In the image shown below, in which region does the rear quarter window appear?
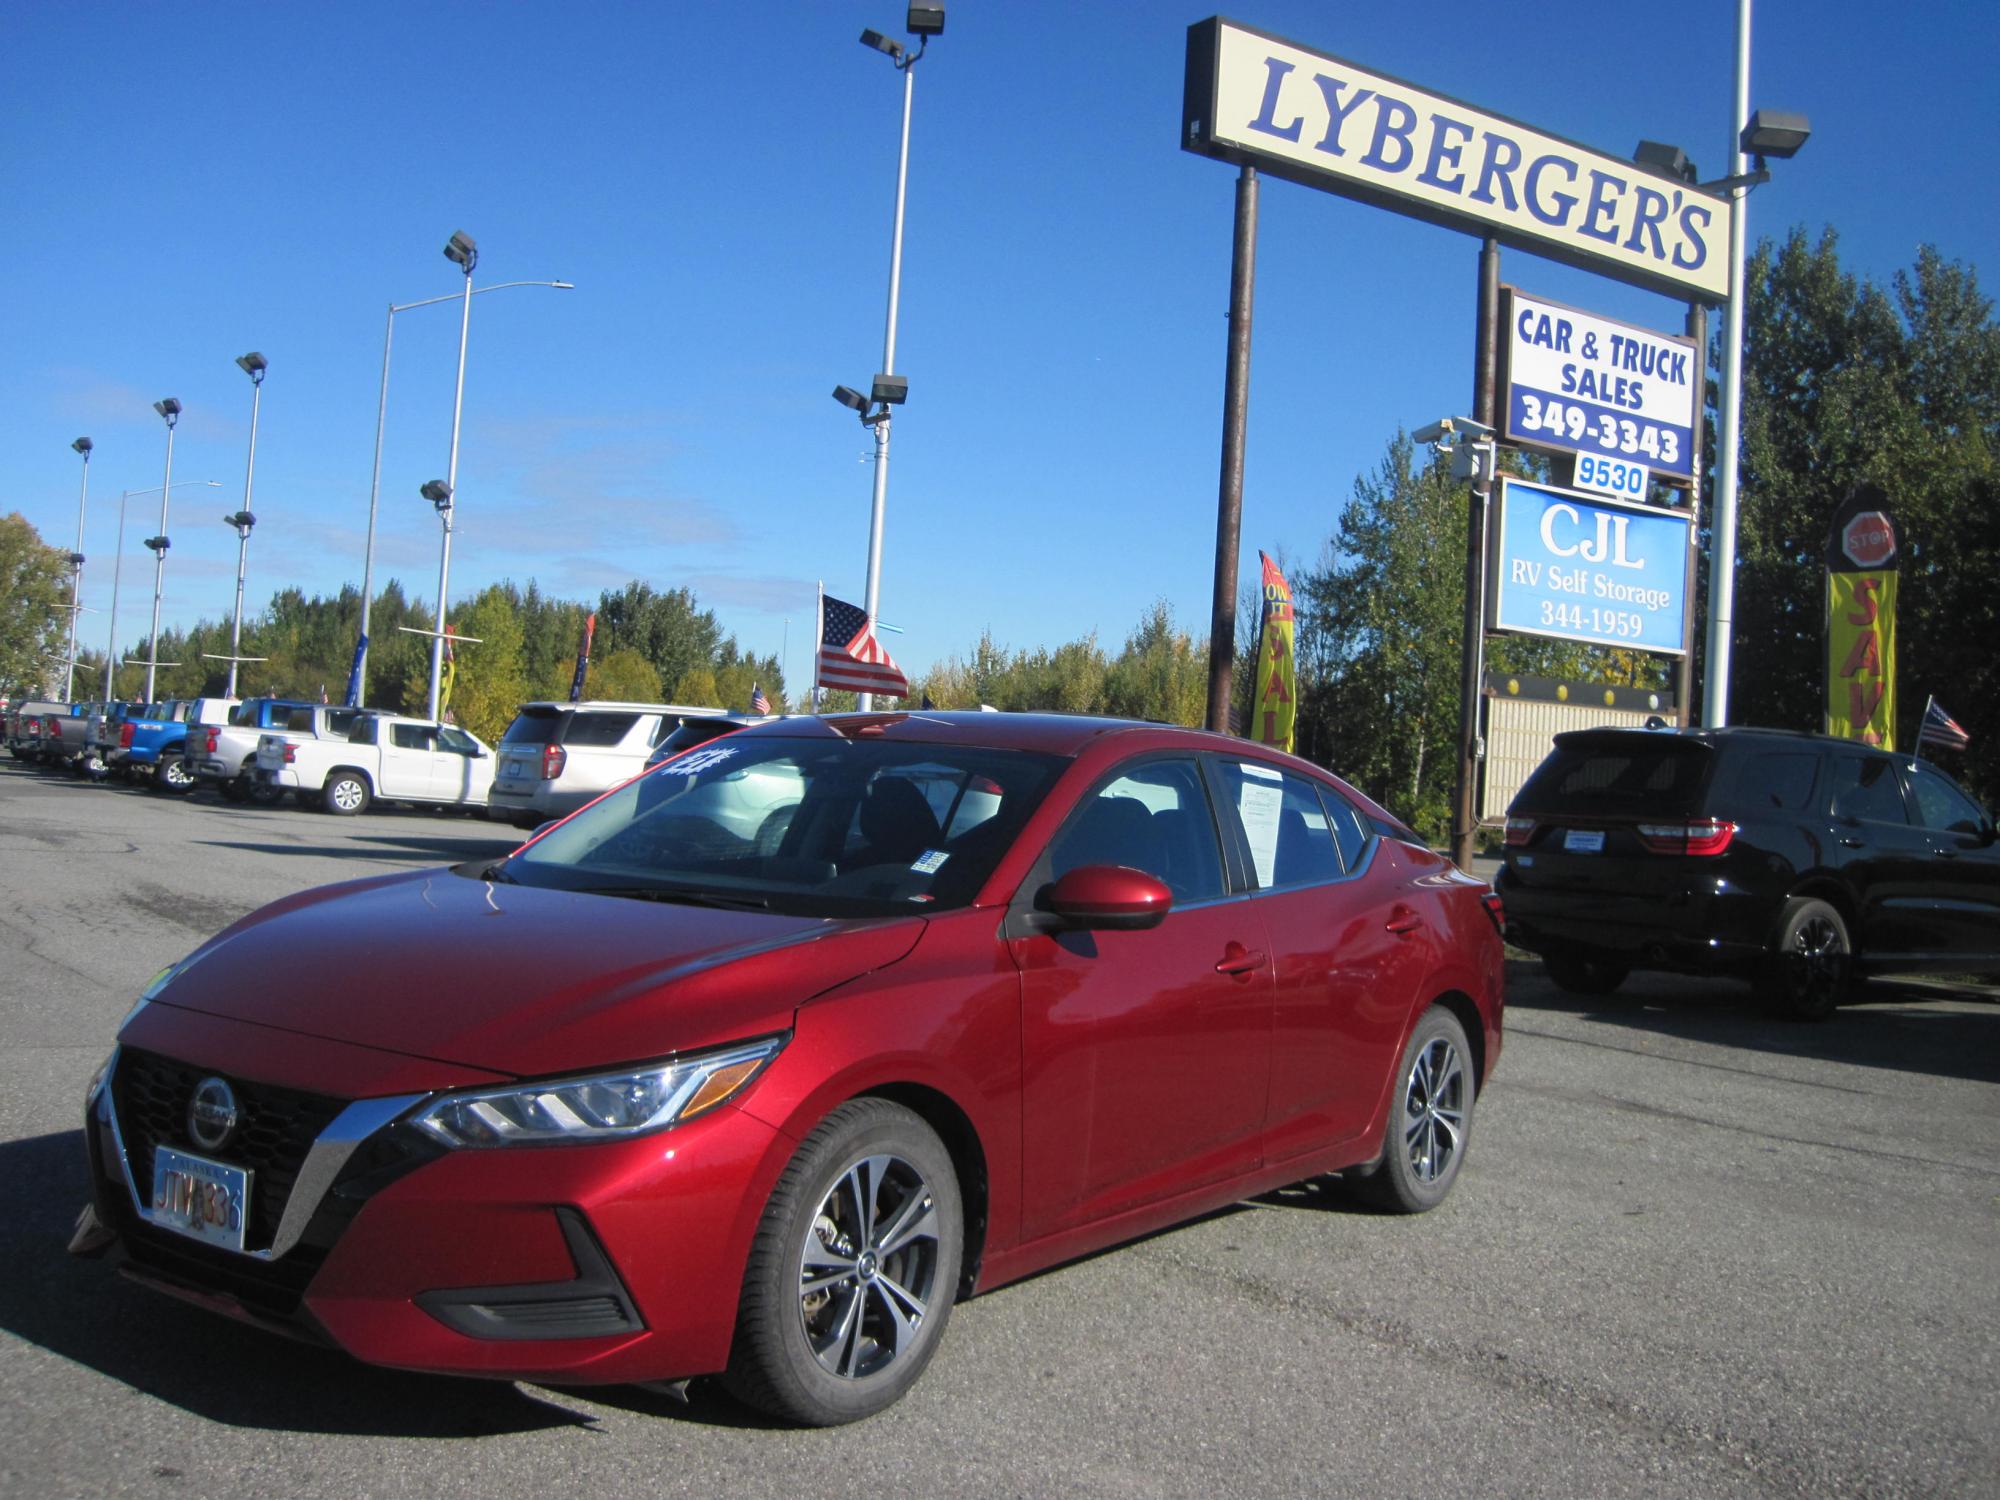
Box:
[561,712,642,748]
[501,712,560,747]
[1726,751,1821,814]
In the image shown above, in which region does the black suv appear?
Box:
[1497,726,2000,1018]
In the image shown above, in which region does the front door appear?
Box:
[1011,755,1272,1242]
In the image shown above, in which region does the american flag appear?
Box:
[817,594,908,698]
[1920,699,1971,751]
[750,682,771,715]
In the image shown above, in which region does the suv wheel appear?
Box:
[1764,897,1851,1022]
[1544,952,1630,996]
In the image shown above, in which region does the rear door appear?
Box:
[378,721,436,798]
[1898,760,2000,968]
[1826,750,1933,961]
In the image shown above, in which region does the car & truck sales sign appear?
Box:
[1491,478,1692,655]
[1504,290,1699,485]
[1182,19,1733,301]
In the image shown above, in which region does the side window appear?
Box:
[1317,785,1371,870]
[1829,755,1908,824]
[391,724,435,751]
[564,712,641,748]
[1214,760,1347,889]
[1732,752,1820,813]
[1904,763,1987,835]
[327,708,364,737]
[437,726,478,757]
[285,707,314,732]
[1046,758,1223,903]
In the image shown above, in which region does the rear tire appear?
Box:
[155,757,195,794]
[1544,952,1630,996]
[1352,1006,1475,1215]
[1764,897,1850,1022]
[323,772,371,816]
[723,1099,961,1426]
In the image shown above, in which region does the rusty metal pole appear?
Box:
[1451,238,1501,867]
[1677,302,1708,724]
[1206,165,1259,734]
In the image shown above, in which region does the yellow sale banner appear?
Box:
[1825,570,1897,749]
[1251,552,1297,753]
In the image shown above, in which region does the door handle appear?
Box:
[1214,943,1265,976]
[1932,847,1960,859]
[1386,907,1424,936]
[1838,837,1864,849]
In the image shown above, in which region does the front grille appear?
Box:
[113,1047,347,1252]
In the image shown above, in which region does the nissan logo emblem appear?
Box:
[187,1076,240,1152]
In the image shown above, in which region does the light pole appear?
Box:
[63,437,92,700]
[355,274,572,705]
[1702,0,1811,725]
[842,3,942,709]
[142,398,182,702]
[104,479,220,699]
[422,230,478,723]
[220,511,258,696]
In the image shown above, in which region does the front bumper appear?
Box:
[81,1018,793,1385]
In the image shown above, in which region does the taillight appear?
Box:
[1503,817,1535,847]
[1480,891,1506,935]
[202,729,218,753]
[120,723,135,748]
[1637,819,1738,856]
[541,743,567,780]
[282,743,296,764]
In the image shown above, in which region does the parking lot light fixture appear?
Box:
[221,509,258,697]
[426,231,477,723]
[64,437,93,700]
[356,276,572,706]
[144,399,182,702]
[103,479,220,699]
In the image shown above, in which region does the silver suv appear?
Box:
[488,701,728,828]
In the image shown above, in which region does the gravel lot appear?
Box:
[1,758,1994,1498]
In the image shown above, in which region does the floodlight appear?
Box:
[1741,110,1810,160]
[1634,140,1697,184]
[71,436,92,455]
[144,535,170,553]
[871,374,909,406]
[236,351,268,379]
[443,230,478,269]
[420,479,453,508]
[67,552,85,568]
[225,511,256,530]
[833,384,870,413]
[154,397,182,422]
[907,3,945,35]
[860,28,903,59]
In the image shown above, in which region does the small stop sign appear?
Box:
[1842,510,1896,568]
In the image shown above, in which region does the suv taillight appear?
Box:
[1503,817,1535,847]
[1637,819,1738,856]
[120,723,135,748]
[541,743,567,780]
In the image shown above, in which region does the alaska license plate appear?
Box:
[150,1145,252,1253]
[1562,829,1606,853]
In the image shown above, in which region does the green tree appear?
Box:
[1103,600,1208,726]
[0,513,69,698]
[586,648,664,704]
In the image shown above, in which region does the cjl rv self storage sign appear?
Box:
[1503,290,1698,482]
[1491,478,1692,654]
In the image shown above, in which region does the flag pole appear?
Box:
[1914,693,1934,764]
[814,581,825,716]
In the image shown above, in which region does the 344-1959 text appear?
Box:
[1539,601,1643,638]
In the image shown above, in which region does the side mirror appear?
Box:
[1039,864,1173,932]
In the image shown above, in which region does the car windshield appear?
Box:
[498,735,1066,917]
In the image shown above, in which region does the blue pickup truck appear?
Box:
[182,697,345,801]
[99,697,238,790]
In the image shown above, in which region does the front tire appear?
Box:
[1764,897,1850,1021]
[1354,1006,1475,1214]
[723,1099,962,1426]
[155,757,195,793]
[323,772,371,816]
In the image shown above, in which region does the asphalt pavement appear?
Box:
[1,759,1994,1498]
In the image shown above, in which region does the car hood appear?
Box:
[148,868,926,1077]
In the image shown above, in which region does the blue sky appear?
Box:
[6,1,1993,686]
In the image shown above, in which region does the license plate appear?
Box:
[149,1146,252,1253]
[1562,829,1606,853]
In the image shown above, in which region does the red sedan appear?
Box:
[75,712,1504,1424]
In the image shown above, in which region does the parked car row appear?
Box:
[4,694,754,823]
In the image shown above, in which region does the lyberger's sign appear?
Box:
[1182,19,1733,301]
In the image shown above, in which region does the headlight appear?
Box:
[408,1037,785,1149]
[84,1046,118,1111]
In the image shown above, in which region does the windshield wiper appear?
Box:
[580,882,772,911]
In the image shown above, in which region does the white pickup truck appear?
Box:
[253,713,495,815]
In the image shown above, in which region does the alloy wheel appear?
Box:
[1402,1036,1466,1185]
[796,1153,941,1381]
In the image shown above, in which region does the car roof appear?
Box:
[1552,724,1894,757]
[513,701,723,715]
[733,709,1270,758]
